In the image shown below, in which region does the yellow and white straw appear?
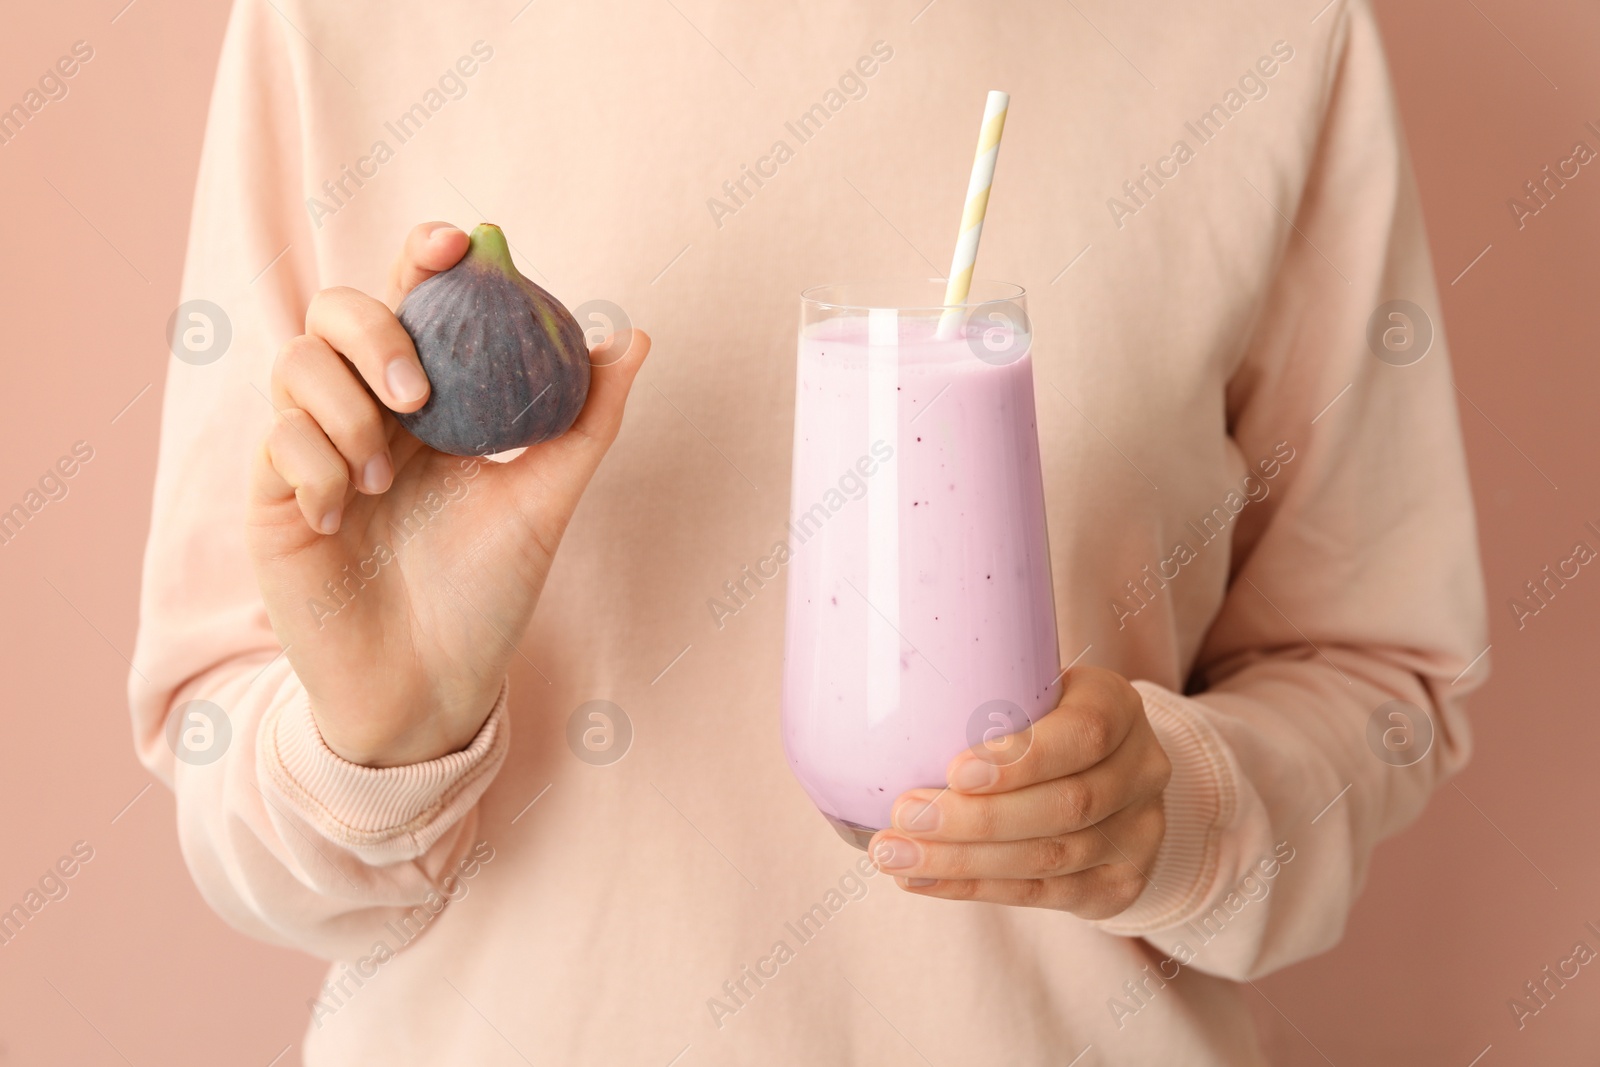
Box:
[936,89,1010,339]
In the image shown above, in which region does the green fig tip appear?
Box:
[467,223,517,275]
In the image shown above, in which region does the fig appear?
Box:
[395,223,590,456]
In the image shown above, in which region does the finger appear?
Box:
[385,221,470,306]
[271,335,395,494]
[556,328,653,458]
[893,718,1169,841]
[306,287,431,413]
[871,798,1161,883]
[945,667,1138,794]
[261,408,354,534]
[503,328,653,500]
[895,860,1151,920]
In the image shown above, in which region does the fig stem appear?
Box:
[468,223,517,275]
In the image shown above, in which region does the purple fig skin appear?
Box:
[395,223,590,456]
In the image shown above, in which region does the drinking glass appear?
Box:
[781,279,1062,849]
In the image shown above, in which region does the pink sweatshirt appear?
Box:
[130,0,1487,1062]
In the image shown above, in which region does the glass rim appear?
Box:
[800,278,1026,313]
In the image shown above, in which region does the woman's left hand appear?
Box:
[869,667,1171,920]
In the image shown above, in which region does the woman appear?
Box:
[131,0,1486,1062]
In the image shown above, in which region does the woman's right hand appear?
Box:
[245,221,650,767]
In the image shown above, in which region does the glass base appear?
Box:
[824,814,880,852]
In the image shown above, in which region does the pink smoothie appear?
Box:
[781,311,1061,840]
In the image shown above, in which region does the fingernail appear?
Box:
[319,510,341,535]
[905,878,937,888]
[895,798,941,833]
[950,759,999,792]
[362,453,392,493]
[872,836,921,871]
[385,360,429,404]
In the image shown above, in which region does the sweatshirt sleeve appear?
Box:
[1089,1,1489,979]
[128,0,509,961]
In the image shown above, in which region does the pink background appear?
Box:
[0,1,1595,1063]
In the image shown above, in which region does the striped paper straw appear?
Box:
[936,89,1010,339]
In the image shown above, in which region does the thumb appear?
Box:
[386,222,470,307]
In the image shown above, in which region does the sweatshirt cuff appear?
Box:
[259,678,511,865]
[1091,680,1239,935]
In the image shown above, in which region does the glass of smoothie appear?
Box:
[781,280,1062,849]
